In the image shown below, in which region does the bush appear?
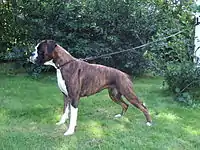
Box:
[0,0,194,77]
[164,62,200,104]
[0,0,179,76]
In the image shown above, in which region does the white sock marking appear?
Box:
[56,105,69,125]
[64,105,78,136]
[114,114,122,118]
[146,122,152,126]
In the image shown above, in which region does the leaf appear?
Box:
[175,88,180,93]
[182,92,190,98]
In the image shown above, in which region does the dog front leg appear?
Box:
[64,99,79,136]
[56,94,70,125]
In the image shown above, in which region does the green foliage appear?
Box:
[0,0,196,80]
[1,0,190,76]
[148,1,194,72]
[165,63,200,92]
[142,1,198,104]
[1,0,198,102]
[164,62,200,105]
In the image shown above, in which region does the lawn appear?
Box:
[0,73,200,150]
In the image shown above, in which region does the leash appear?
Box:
[81,30,184,61]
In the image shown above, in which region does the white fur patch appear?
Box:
[44,60,56,68]
[114,114,122,118]
[43,59,68,96]
[29,50,38,64]
[35,43,40,50]
[146,122,152,126]
[56,105,69,125]
[29,43,40,63]
[64,105,78,136]
[56,69,68,96]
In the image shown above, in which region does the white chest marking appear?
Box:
[43,59,68,96]
[57,69,68,96]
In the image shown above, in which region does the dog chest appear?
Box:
[56,69,68,96]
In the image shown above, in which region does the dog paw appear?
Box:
[146,122,152,126]
[56,121,65,125]
[64,130,74,136]
[114,114,122,118]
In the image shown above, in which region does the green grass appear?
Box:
[0,74,200,150]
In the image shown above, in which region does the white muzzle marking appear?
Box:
[29,43,39,64]
[29,50,38,64]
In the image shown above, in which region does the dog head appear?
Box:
[29,40,57,65]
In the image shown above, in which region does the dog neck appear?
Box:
[44,45,76,69]
[53,45,76,69]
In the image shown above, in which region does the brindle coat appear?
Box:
[33,40,152,126]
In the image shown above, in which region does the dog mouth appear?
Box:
[29,55,46,65]
[28,51,44,65]
[28,51,37,64]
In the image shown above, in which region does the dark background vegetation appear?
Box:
[0,0,200,104]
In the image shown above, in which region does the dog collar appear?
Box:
[56,59,76,69]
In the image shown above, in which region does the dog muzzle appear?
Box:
[29,52,37,64]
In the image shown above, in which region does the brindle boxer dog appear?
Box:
[29,40,152,136]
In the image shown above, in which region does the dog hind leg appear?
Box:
[108,88,129,118]
[122,89,152,125]
[119,80,152,125]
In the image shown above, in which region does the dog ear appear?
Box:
[46,40,57,54]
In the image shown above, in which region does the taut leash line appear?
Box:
[81,30,184,61]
